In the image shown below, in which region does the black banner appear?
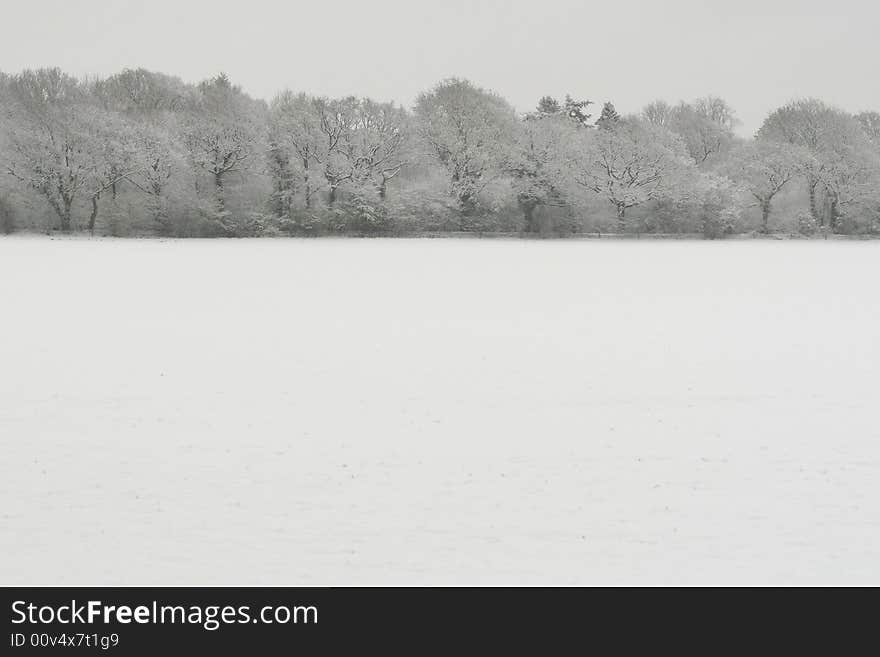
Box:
[0,587,868,653]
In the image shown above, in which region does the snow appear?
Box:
[1,236,879,585]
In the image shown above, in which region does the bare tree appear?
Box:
[642,100,674,128]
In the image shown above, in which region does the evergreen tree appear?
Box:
[564,95,593,127]
[536,96,561,116]
[596,102,621,130]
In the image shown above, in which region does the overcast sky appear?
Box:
[1,0,876,135]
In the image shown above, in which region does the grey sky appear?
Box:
[1,0,876,135]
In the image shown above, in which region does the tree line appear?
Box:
[1,68,878,238]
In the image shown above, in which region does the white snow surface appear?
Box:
[1,236,879,585]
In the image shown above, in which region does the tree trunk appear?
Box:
[303,158,312,210]
[459,193,478,229]
[828,194,840,233]
[616,203,626,231]
[520,198,539,233]
[807,178,821,225]
[761,199,771,233]
[88,194,100,234]
[214,171,225,212]
[154,208,169,236]
[274,181,291,218]
[58,197,73,232]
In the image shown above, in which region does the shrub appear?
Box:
[796,211,819,236]
[339,194,394,235]
[701,208,736,239]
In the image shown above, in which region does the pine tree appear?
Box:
[564,95,593,127]
[536,96,561,116]
[596,102,621,130]
[533,95,592,127]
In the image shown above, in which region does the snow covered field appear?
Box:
[1,236,879,585]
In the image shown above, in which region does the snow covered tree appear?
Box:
[536,96,561,116]
[269,91,326,211]
[313,96,357,206]
[758,99,842,226]
[668,97,738,165]
[339,99,409,200]
[87,69,186,233]
[270,93,409,219]
[595,102,621,130]
[759,99,879,231]
[4,69,95,231]
[690,172,744,239]
[814,130,880,231]
[857,111,880,147]
[180,74,261,217]
[415,78,518,223]
[721,141,808,232]
[91,68,189,113]
[572,118,695,229]
[642,100,673,128]
[532,95,593,127]
[81,109,142,234]
[563,95,593,127]
[506,113,575,232]
[122,123,177,233]
[314,97,410,205]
